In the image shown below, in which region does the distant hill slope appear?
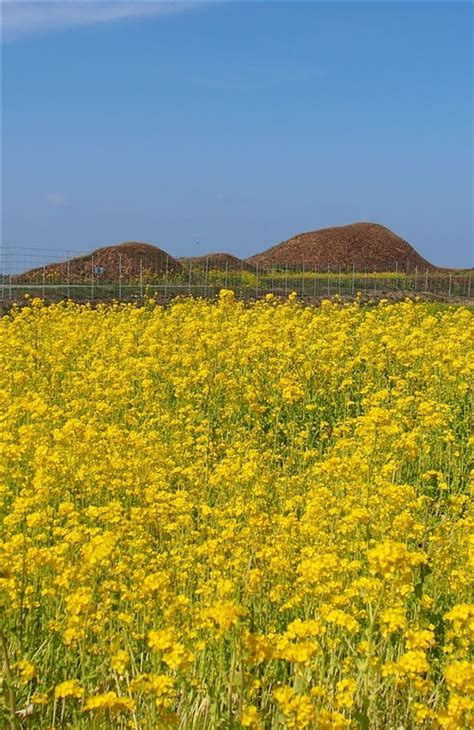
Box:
[178,252,255,271]
[19,242,181,282]
[247,222,435,271]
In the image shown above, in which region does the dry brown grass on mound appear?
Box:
[247,222,435,271]
[18,242,181,283]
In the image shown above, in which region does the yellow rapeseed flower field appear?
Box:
[1,293,473,729]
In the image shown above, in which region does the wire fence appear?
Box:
[1,246,472,303]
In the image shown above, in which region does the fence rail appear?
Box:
[1,246,472,302]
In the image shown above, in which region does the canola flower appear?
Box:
[0,292,473,729]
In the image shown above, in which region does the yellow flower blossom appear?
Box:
[13,660,36,684]
[444,661,474,695]
[274,686,315,728]
[54,679,84,699]
[110,649,129,675]
[84,691,135,713]
[241,704,260,728]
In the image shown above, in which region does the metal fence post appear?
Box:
[327,265,330,296]
[225,261,228,290]
[285,264,288,297]
[256,263,259,299]
[42,265,46,299]
[118,253,122,300]
[351,264,355,296]
[301,261,305,298]
[139,258,143,302]
[67,255,70,299]
[188,261,192,295]
[448,272,452,298]
[205,256,209,298]
[468,271,472,299]
[9,274,12,300]
[91,255,94,301]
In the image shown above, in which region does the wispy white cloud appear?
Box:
[45,192,69,207]
[2,1,202,42]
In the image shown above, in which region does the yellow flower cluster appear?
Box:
[0,295,472,728]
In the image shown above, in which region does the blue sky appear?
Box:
[2,1,473,267]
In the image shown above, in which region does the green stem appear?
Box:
[0,629,18,729]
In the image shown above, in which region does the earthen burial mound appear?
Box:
[247,222,434,271]
[179,252,255,271]
[19,242,181,283]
